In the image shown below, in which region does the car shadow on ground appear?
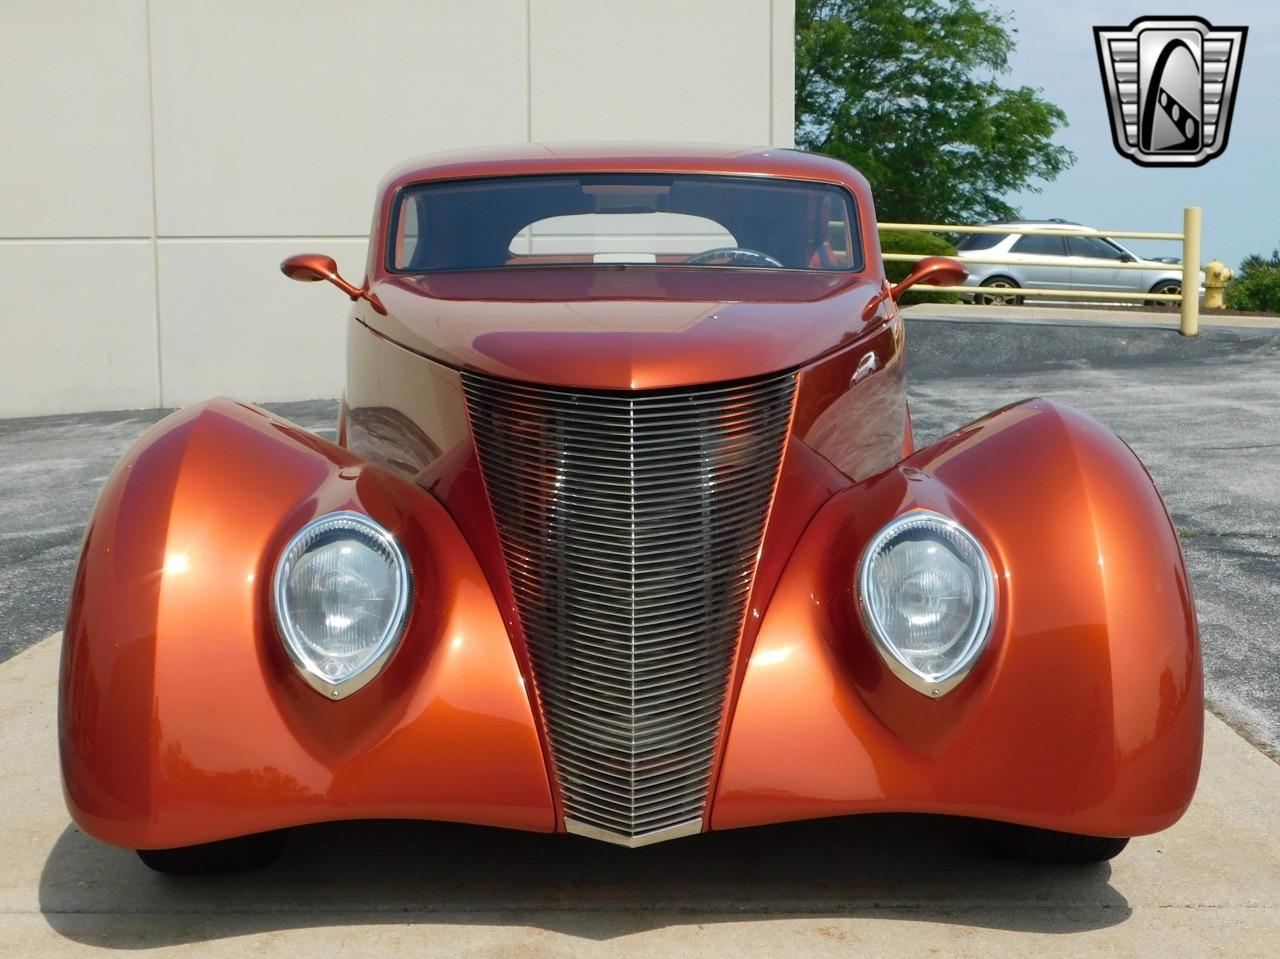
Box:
[39,813,1130,947]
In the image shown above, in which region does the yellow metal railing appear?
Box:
[878,207,1204,335]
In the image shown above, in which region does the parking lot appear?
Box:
[2,311,1278,954]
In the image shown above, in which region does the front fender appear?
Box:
[60,399,554,849]
[714,398,1202,838]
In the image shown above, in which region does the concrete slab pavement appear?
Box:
[3,634,1278,956]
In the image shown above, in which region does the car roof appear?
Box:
[377,143,864,192]
[992,220,1097,233]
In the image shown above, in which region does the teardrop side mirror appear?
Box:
[889,256,968,301]
[281,253,340,284]
[280,253,386,315]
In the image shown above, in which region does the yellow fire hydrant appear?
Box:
[1204,259,1233,309]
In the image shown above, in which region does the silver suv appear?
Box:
[953,220,1191,305]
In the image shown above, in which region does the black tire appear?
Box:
[975,276,1023,306]
[1147,279,1181,307]
[981,821,1129,864]
[136,830,289,874]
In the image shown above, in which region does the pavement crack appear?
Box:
[1196,443,1280,451]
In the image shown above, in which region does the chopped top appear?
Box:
[378,143,863,193]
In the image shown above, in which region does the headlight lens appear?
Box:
[857,511,995,697]
[273,511,411,699]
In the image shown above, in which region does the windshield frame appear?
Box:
[383,172,866,277]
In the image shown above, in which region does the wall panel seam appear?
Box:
[525,0,533,141]
[154,236,371,243]
[768,0,775,145]
[144,0,163,407]
[0,236,368,243]
[0,238,152,244]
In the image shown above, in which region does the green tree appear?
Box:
[1224,247,1280,313]
[796,0,1075,223]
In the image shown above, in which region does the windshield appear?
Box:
[388,174,862,273]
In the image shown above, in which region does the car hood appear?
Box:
[364,268,885,390]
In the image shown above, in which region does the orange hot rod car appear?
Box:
[60,145,1202,873]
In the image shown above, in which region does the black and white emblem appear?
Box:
[1094,16,1247,167]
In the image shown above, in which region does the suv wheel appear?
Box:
[1148,279,1181,307]
[976,276,1023,306]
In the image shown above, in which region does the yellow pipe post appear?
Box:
[1181,207,1202,336]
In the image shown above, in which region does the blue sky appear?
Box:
[999,0,1276,267]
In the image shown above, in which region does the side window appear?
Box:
[1013,234,1064,256]
[1010,234,1066,256]
[825,205,854,267]
[1067,235,1126,260]
[955,232,1005,251]
[394,195,421,269]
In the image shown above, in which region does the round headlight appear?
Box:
[856,510,995,697]
[272,511,411,699]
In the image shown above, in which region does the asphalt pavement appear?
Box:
[2,314,1278,754]
[904,314,1280,757]
[0,401,337,660]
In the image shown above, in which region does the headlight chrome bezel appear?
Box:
[271,510,412,700]
[856,510,996,698]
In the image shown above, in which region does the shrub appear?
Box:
[1224,247,1280,313]
[878,229,961,304]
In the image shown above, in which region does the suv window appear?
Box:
[955,232,1005,251]
[1067,235,1128,260]
[1010,234,1067,256]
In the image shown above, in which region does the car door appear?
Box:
[1007,233,1071,290]
[1066,235,1133,292]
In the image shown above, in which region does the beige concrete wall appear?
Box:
[1,0,796,417]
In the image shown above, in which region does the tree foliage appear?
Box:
[796,0,1075,223]
[1225,247,1280,313]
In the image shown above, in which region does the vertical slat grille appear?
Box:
[463,371,796,844]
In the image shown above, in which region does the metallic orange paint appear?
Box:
[889,255,968,301]
[61,399,554,849]
[281,253,386,315]
[356,144,887,391]
[714,399,1202,838]
[60,145,1201,851]
[366,269,883,391]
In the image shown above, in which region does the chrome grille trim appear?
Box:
[463,371,796,843]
